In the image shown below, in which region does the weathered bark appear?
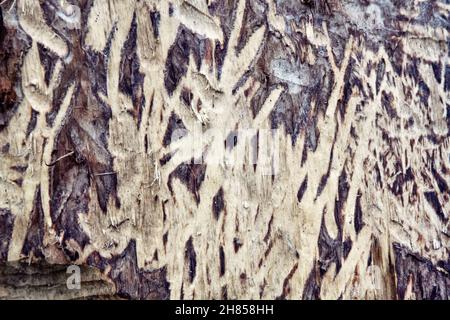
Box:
[0,0,449,300]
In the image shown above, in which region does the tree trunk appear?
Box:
[0,0,449,300]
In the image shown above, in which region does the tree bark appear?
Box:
[0,0,449,300]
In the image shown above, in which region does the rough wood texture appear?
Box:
[0,262,117,300]
[0,0,449,300]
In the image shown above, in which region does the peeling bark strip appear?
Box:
[1,0,450,300]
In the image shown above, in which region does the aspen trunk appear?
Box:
[0,0,449,300]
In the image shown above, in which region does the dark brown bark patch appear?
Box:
[334,167,350,234]
[376,58,386,94]
[119,13,146,128]
[25,110,39,138]
[393,243,450,300]
[431,62,441,83]
[233,237,242,253]
[297,175,308,203]
[164,25,208,95]
[343,237,352,259]
[0,208,15,262]
[354,190,364,234]
[163,111,187,147]
[385,39,404,76]
[21,187,45,259]
[276,262,298,300]
[150,9,161,39]
[302,263,321,300]
[236,0,267,54]
[168,160,207,204]
[337,57,365,119]
[219,245,225,277]
[67,119,118,213]
[208,0,239,80]
[444,65,450,92]
[431,164,449,193]
[180,87,193,107]
[0,8,30,132]
[37,43,58,86]
[381,91,397,118]
[50,163,91,260]
[221,285,228,299]
[85,25,116,97]
[315,147,334,199]
[106,240,170,300]
[44,0,119,219]
[424,191,447,222]
[212,187,225,220]
[318,214,342,276]
[184,236,197,283]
